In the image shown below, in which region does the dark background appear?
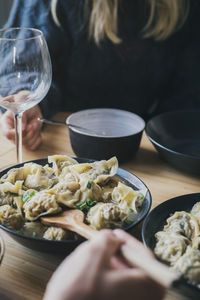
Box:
[0,0,13,28]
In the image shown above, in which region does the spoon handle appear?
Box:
[38,117,97,134]
[69,222,97,240]
[38,118,66,126]
[121,244,179,288]
[63,219,179,288]
[41,211,178,289]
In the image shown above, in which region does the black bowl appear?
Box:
[0,158,151,253]
[66,108,145,163]
[142,193,200,294]
[142,193,200,250]
[146,110,200,175]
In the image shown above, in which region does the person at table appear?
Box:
[43,229,165,300]
[0,0,200,150]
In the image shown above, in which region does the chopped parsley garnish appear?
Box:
[125,217,133,225]
[137,193,144,200]
[86,181,92,189]
[76,198,97,213]
[129,208,134,213]
[23,191,36,202]
[86,197,97,207]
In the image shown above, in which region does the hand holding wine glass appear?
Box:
[0,28,52,162]
[0,104,43,151]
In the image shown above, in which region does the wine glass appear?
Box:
[0,27,52,163]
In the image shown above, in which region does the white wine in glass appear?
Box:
[0,27,52,163]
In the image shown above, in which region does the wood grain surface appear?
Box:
[0,112,199,300]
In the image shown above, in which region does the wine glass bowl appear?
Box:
[0,27,52,162]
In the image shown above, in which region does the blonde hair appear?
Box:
[51,0,189,44]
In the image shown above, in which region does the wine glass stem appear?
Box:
[14,112,23,163]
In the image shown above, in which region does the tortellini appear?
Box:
[191,202,200,221]
[24,191,61,221]
[154,201,200,288]
[0,163,56,190]
[43,227,69,241]
[112,182,145,214]
[0,180,23,194]
[48,155,77,176]
[50,180,81,207]
[154,231,189,264]
[163,211,199,240]
[87,202,127,230]
[0,155,145,240]
[0,205,23,230]
[173,247,200,286]
[67,157,118,186]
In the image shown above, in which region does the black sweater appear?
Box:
[4,0,200,120]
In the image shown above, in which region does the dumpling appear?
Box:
[12,196,24,215]
[163,211,199,240]
[0,167,25,184]
[100,177,120,202]
[24,164,57,190]
[48,155,77,176]
[87,202,127,230]
[112,182,145,214]
[0,204,24,230]
[190,202,200,221]
[68,157,118,186]
[43,227,69,240]
[51,180,81,207]
[192,236,200,250]
[79,181,103,204]
[154,231,189,265]
[1,162,56,191]
[173,246,200,286]
[0,193,13,206]
[23,191,61,221]
[0,180,23,194]
[0,192,20,207]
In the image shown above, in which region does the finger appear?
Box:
[88,230,124,269]
[26,105,42,122]
[31,118,43,132]
[22,117,42,141]
[1,111,14,130]
[114,229,154,258]
[0,112,15,141]
[106,268,166,300]
[24,134,42,151]
[110,256,130,270]
[22,126,35,143]
[4,128,16,142]
[2,95,15,103]
[22,119,42,145]
[28,136,42,151]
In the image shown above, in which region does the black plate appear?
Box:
[0,158,151,253]
[142,193,200,293]
[145,110,200,175]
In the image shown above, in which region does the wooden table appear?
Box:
[0,112,199,300]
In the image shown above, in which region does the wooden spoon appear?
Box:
[41,209,96,240]
[41,209,179,289]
